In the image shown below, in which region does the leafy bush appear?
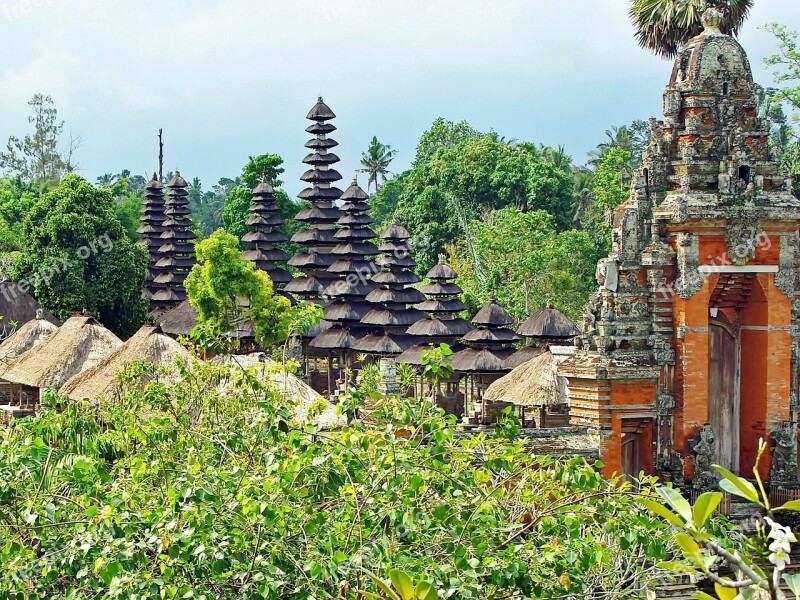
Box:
[0,356,673,598]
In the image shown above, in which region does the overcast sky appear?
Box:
[0,0,798,196]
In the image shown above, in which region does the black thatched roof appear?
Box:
[361,308,427,327]
[517,304,579,339]
[472,297,514,327]
[462,327,520,344]
[0,281,60,331]
[351,333,415,356]
[306,97,336,121]
[406,317,473,337]
[158,299,197,337]
[450,347,515,374]
[503,345,546,370]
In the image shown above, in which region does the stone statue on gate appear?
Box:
[770,420,798,486]
[692,424,717,491]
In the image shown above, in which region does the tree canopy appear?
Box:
[185,229,293,351]
[10,174,148,338]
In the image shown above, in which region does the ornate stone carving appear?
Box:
[675,233,703,298]
[775,232,799,298]
[595,258,619,292]
[692,424,717,491]
[770,420,798,485]
[725,217,763,266]
[656,389,675,415]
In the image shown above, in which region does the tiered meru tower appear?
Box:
[150,173,196,314]
[309,182,379,354]
[352,221,426,356]
[560,7,800,485]
[285,98,343,303]
[241,180,291,289]
[138,175,167,303]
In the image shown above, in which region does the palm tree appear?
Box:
[629,0,753,59]
[358,136,397,192]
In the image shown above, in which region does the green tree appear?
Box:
[764,23,800,197]
[0,368,673,598]
[392,125,576,273]
[11,174,148,338]
[451,207,602,321]
[583,147,633,251]
[221,154,298,241]
[0,94,80,186]
[185,228,292,351]
[359,136,398,192]
[629,0,754,59]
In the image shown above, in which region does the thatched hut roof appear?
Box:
[214,353,344,429]
[517,303,579,339]
[0,281,60,331]
[158,299,198,337]
[484,349,573,406]
[3,315,122,389]
[472,297,514,327]
[503,345,545,370]
[0,315,59,378]
[450,348,515,373]
[60,325,190,401]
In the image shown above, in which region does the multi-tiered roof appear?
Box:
[151,173,196,313]
[352,221,426,356]
[398,254,473,365]
[138,174,167,305]
[285,98,343,303]
[505,302,578,369]
[309,182,379,352]
[451,295,518,374]
[241,180,290,288]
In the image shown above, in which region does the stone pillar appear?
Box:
[377,357,400,397]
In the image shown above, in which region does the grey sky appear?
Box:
[0,0,798,197]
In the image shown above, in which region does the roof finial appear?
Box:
[489,290,497,303]
[35,308,43,320]
[701,5,723,34]
[546,299,555,309]
[437,253,447,265]
[351,175,358,186]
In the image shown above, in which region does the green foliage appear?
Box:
[11,174,148,338]
[0,355,673,599]
[645,439,800,599]
[764,23,800,197]
[392,123,575,272]
[629,0,753,59]
[221,154,298,242]
[0,94,78,186]
[420,343,454,389]
[449,208,603,322]
[185,229,293,352]
[359,136,398,192]
[583,147,633,250]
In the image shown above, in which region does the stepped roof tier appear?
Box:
[138,175,168,304]
[451,295,518,374]
[504,301,578,369]
[241,180,291,288]
[352,220,426,356]
[151,173,196,314]
[309,182,380,352]
[398,254,473,366]
[286,97,344,304]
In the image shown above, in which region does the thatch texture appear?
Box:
[484,348,574,407]
[517,304,579,339]
[0,316,59,378]
[3,315,122,390]
[158,299,198,337]
[215,353,343,429]
[0,281,60,332]
[60,325,190,401]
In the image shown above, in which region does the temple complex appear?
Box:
[560,7,800,485]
